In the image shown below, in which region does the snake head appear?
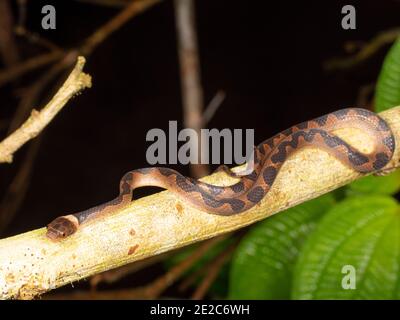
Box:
[46,215,79,240]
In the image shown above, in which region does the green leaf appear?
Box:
[228,193,335,299]
[375,37,400,112]
[348,170,400,196]
[292,195,400,299]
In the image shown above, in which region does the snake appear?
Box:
[46,108,395,240]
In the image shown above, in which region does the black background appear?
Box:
[1,0,399,241]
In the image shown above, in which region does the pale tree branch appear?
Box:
[0,56,92,164]
[1,107,400,299]
[46,235,227,299]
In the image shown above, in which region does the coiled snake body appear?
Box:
[46,108,395,240]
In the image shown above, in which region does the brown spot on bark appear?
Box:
[129,229,136,236]
[175,202,183,214]
[128,244,139,255]
[6,273,15,283]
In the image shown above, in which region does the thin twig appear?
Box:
[0,55,91,164]
[201,90,226,127]
[73,0,132,7]
[356,82,376,108]
[0,63,70,233]
[0,0,20,67]
[0,138,41,234]
[0,51,64,88]
[80,0,162,56]
[7,0,162,131]
[174,0,209,178]
[7,56,72,134]
[191,240,239,299]
[324,27,400,71]
[0,0,161,88]
[178,260,207,292]
[16,0,27,31]
[90,252,171,288]
[142,235,227,299]
[15,27,62,52]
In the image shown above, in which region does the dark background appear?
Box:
[1,0,399,240]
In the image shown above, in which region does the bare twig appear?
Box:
[324,28,400,71]
[16,0,27,31]
[0,138,41,234]
[178,260,207,292]
[7,56,72,134]
[0,0,161,88]
[90,252,170,288]
[0,51,64,88]
[191,240,238,299]
[80,0,162,56]
[0,55,91,164]
[0,0,20,67]
[201,90,226,127]
[174,0,209,178]
[356,82,376,108]
[0,62,70,233]
[73,0,132,7]
[15,27,62,52]
[142,235,227,299]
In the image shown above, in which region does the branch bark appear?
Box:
[1,106,400,299]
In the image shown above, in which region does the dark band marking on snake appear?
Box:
[230,181,245,193]
[246,186,266,204]
[46,108,396,240]
[263,166,278,185]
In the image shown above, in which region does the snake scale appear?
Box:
[46,108,395,240]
